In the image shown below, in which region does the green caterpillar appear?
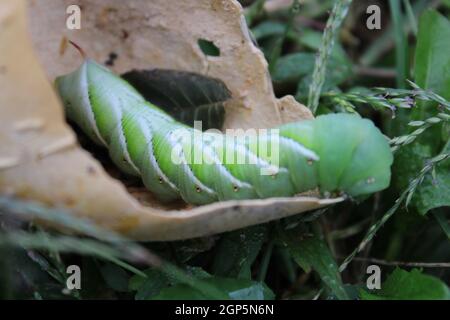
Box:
[55,59,393,205]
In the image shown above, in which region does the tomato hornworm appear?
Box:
[55,59,393,205]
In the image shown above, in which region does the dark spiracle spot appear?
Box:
[121,29,129,40]
[105,52,119,66]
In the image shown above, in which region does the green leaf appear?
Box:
[122,70,231,130]
[283,230,349,300]
[271,53,316,83]
[212,225,267,279]
[99,263,130,292]
[413,143,450,215]
[129,268,170,300]
[414,10,450,119]
[416,171,450,215]
[252,21,287,40]
[360,268,450,300]
[393,143,433,191]
[151,277,274,300]
[129,266,219,300]
[395,11,450,205]
[151,284,207,300]
[171,238,216,264]
[394,140,450,216]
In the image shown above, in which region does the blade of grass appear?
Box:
[0,231,128,262]
[277,246,297,284]
[0,230,147,277]
[389,0,408,88]
[360,0,431,66]
[245,0,266,27]
[307,0,353,114]
[257,239,274,282]
[402,0,418,35]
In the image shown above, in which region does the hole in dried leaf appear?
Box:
[197,39,220,57]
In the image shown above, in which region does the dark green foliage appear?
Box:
[1,1,449,300]
[122,69,230,130]
[279,225,349,300]
[212,225,268,279]
[360,268,450,300]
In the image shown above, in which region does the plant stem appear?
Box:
[268,0,301,73]
[257,240,274,282]
[307,0,352,114]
